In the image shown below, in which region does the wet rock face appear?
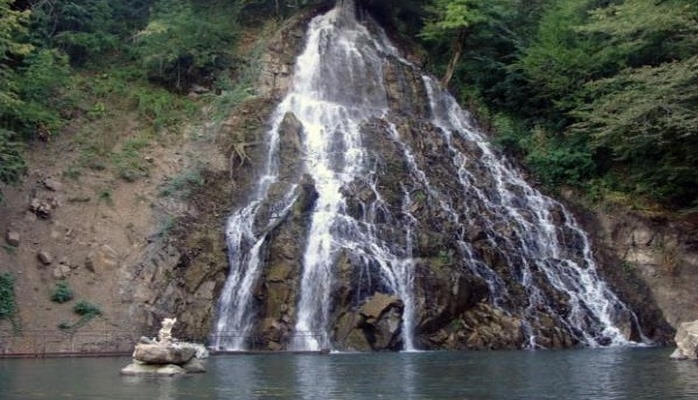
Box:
[575,205,692,345]
[252,175,318,350]
[208,5,673,352]
[228,110,318,351]
[239,45,606,350]
[257,10,323,99]
[413,262,489,338]
[333,292,405,351]
[382,57,429,117]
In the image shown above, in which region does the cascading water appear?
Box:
[213,0,418,352]
[212,0,645,352]
[421,78,640,347]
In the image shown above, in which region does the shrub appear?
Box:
[73,300,102,317]
[51,281,74,303]
[111,137,151,182]
[134,0,240,90]
[0,129,27,203]
[59,300,103,331]
[0,272,16,320]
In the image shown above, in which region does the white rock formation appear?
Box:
[670,320,698,360]
[120,317,207,376]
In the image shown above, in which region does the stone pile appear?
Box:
[120,318,207,376]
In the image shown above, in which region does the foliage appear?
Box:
[420,0,509,85]
[578,0,698,66]
[50,281,74,304]
[574,56,698,206]
[134,0,241,90]
[1,0,31,200]
[422,0,698,210]
[59,300,103,331]
[1,1,72,200]
[27,0,134,66]
[0,0,32,61]
[516,0,598,119]
[421,0,488,41]
[11,49,71,139]
[111,138,151,182]
[0,0,30,123]
[158,166,204,198]
[132,85,198,130]
[73,300,102,317]
[0,128,26,201]
[0,272,16,320]
[239,0,323,18]
[524,133,596,189]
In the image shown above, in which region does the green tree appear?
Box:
[578,0,698,68]
[1,0,32,199]
[134,0,241,90]
[421,0,492,86]
[569,0,698,207]
[1,0,32,115]
[27,0,118,65]
[516,0,598,120]
[575,56,698,207]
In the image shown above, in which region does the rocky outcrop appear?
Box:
[121,344,206,376]
[333,293,405,351]
[573,201,694,343]
[5,230,20,247]
[121,319,207,376]
[132,343,196,365]
[670,320,698,360]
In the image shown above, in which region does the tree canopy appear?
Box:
[412,0,698,211]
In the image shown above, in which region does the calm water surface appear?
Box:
[0,348,696,399]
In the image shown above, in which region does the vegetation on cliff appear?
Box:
[1,0,696,214]
[381,0,698,212]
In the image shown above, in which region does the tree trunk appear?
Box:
[441,30,466,88]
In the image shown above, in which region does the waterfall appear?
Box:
[422,78,638,347]
[212,0,644,352]
[284,0,418,351]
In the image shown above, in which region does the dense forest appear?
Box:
[1,0,696,213]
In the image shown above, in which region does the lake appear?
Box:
[0,347,696,399]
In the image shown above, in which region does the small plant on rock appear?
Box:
[58,300,103,331]
[51,281,74,303]
[0,273,16,320]
[2,244,17,255]
[74,300,102,318]
[0,272,21,333]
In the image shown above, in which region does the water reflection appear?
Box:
[0,349,697,399]
[295,354,337,399]
[215,355,269,398]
